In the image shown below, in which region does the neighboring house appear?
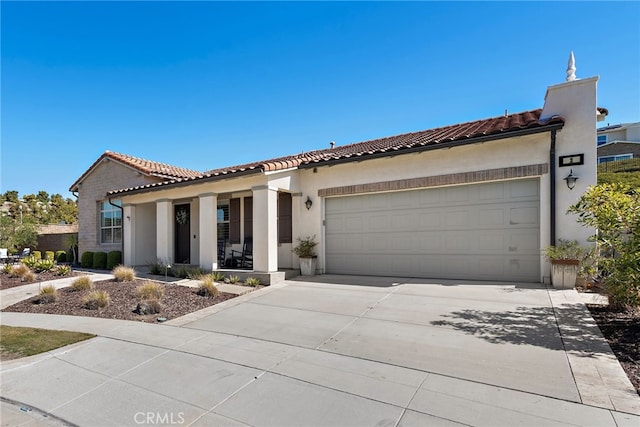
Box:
[71,59,606,284]
[596,122,640,163]
[36,224,78,255]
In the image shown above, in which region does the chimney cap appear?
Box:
[330,141,335,149]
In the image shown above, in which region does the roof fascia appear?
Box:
[299,123,564,170]
[108,167,262,197]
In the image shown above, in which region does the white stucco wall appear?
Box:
[541,76,599,247]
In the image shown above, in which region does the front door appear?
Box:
[174,204,190,264]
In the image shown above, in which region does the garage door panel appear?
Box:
[326,180,540,282]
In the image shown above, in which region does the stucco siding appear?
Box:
[77,160,163,259]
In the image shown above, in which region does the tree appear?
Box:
[568,184,640,308]
[10,223,38,252]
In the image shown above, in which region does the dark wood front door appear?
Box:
[175,204,190,264]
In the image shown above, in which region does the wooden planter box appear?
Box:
[551,259,580,290]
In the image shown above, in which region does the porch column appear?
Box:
[199,192,217,270]
[252,185,278,272]
[156,199,173,264]
[122,204,135,266]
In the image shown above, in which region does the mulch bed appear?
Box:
[2,279,237,323]
[587,304,640,396]
[0,270,80,290]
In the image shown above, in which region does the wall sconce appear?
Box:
[305,196,313,210]
[564,169,579,190]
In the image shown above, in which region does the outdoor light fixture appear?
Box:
[305,196,313,210]
[564,169,579,190]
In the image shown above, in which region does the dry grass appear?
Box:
[38,285,58,304]
[70,276,93,292]
[83,290,110,309]
[136,281,165,301]
[112,265,136,282]
[197,275,219,297]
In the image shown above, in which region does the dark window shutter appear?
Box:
[244,197,253,238]
[229,198,240,244]
[278,193,292,244]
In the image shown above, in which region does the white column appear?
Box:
[252,185,278,272]
[199,192,217,270]
[123,204,135,266]
[156,199,173,264]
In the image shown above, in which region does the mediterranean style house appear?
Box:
[70,55,606,284]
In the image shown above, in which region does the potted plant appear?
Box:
[543,239,584,289]
[293,235,318,276]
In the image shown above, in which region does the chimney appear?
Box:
[330,141,335,149]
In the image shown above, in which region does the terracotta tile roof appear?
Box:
[70,151,202,191]
[107,109,564,195]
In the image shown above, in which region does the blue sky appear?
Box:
[2,1,639,198]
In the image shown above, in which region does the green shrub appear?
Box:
[83,290,110,309]
[93,252,107,270]
[112,265,136,282]
[70,276,93,291]
[227,275,240,284]
[2,264,13,275]
[33,259,55,273]
[81,252,94,268]
[568,183,640,308]
[38,285,57,304]
[107,251,122,270]
[197,276,219,297]
[245,277,261,287]
[55,251,67,263]
[56,265,71,276]
[136,281,164,300]
[32,251,42,260]
[44,251,55,261]
[212,271,225,282]
[21,256,39,269]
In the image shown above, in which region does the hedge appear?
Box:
[107,251,122,270]
[55,251,67,263]
[81,251,94,268]
[93,252,108,270]
[45,251,55,261]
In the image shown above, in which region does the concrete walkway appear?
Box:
[1,275,639,426]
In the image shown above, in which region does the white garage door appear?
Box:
[325,179,540,282]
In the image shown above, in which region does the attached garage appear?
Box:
[325,179,540,282]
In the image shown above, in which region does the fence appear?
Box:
[597,157,640,173]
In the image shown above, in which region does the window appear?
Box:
[597,135,608,146]
[217,200,230,242]
[598,154,633,164]
[100,199,122,244]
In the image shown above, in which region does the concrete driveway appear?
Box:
[1,275,639,426]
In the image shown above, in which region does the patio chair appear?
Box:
[230,237,253,269]
[217,239,227,268]
[0,248,8,264]
[18,248,31,259]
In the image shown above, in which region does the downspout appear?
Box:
[549,130,557,246]
[108,198,125,265]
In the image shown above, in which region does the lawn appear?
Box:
[0,325,95,361]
